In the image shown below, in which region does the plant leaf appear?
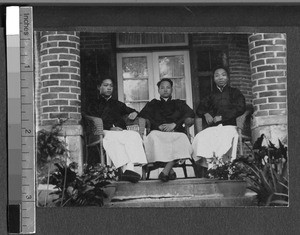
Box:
[278,182,288,191]
[270,200,288,206]
[272,192,289,198]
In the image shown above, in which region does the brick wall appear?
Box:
[80,32,112,50]
[248,33,287,118]
[80,33,116,112]
[192,33,253,104]
[229,35,253,105]
[39,31,81,126]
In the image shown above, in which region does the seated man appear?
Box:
[85,78,147,183]
[192,66,246,177]
[139,78,195,182]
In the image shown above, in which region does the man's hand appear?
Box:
[159,123,176,132]
[158,124,165,131]
[128,111,138,120]
[110,126,123,131]
[204,113,214,125]
[213,115,222,123]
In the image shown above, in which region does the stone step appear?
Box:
[37,179,258,207]
[105,178,258,207]
[110,178,246,200]
[106,193,257,208]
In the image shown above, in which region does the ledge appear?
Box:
[251,115,287,129]
[37,124,83,136]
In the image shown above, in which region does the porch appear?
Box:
[35,31,287,171]
[35,31,287,207]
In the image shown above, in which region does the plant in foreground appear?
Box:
[237,134,288,206]
[48,162,117,207]
[207,157,246,180]
[37,119,70,206]
[206,134,288,206]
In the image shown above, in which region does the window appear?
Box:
[117,53,154,111]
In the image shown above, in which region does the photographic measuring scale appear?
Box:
[7,6,36,234]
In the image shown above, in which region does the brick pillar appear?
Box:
[39,31,83,172]
[248,33,287,145]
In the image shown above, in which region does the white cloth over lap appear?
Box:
[192,124,238,162]
[103,130,147,169]
[143,130,192,163]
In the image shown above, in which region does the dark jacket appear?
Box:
[85,96,137,130]
[196,85,246,126]
[139,97,195,133]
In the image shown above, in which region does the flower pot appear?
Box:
[216,180,247,197]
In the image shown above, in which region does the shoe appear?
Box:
[120,170,141,183]
[168,170,177,180]
[159,171,169,182]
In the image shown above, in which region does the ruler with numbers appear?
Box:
[7,6,36,234]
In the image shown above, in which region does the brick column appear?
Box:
[248,33,287,145]
[39,31,83,172]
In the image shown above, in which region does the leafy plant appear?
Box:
[206,134,288,206]
[37,119,69,185]
[48,162,117,207]
[237,134,288,206]
[207,158,246,180]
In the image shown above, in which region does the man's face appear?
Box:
[214,68,229,88]
[158,81,173,98]
[98,79,113,97]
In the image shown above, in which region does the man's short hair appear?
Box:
[212,65,230,78]
[98,76,113,86]
[157,78,173,88]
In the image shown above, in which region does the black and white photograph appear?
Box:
[3,2,300,234]
[35,31,288,208]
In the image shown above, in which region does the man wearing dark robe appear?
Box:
[196,77,245,127]
[139,78,195,182]
[85,78,147,183]
[192,66,246,177]
[86,86,137,131]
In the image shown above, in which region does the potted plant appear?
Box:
[206,134,288,205]
[236,134,288,206]
[207,158,247,197]
[37,118,119,207]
